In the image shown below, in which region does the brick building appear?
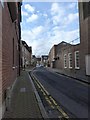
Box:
[21,40,32,69]
[0,2,22,117]
[48,2,90,83]
[48,45,57,68]
[0,2,2,119]
[78,2,90,81]
[50,42,81,79]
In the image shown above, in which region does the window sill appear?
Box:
[75,67,80,70]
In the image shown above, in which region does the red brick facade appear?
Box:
[0,2,22,115]
[79,2,90,77]
[0,3,2,118]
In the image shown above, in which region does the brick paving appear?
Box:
[3,70,42,118]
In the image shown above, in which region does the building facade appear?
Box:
[0,1,22,117]
[31,55,37,67]
[36,57,41,65]
[48,45,57,68]
[78,2,90,81]
[41,55,48,66]
[48,2,90,82]
[0,2,2,119]
[21,41,32,69]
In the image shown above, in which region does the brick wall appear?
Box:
[54,43,87,80]
[49,41,88,81]
[0,3,2,119]
[2,2,19,102]
[79,2,90,79]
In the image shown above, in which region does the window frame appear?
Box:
[64,54,67,68]
[75,51,80,69]
[68,53,73,69]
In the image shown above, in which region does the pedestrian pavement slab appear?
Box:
[3,71,42,118]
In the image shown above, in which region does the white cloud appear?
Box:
[21,10,29,16]
[21,3,79,56]
[68,3,76,9]
[21,24,79,56]
[21,25,44,41]
[32,26,44,37]
[68,13,79,22]
[43,13,48,17]
[26,14,38,22]
[24,4,35,13]
[50,3,79,26]
[47,28,79,48]
[51,3,65,25]
[51,3,60,15]
[68,2,78,10]
[37,11,40,13]
[63,12,79,25]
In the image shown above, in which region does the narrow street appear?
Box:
[0,1,90,119]
[31,67,88,118]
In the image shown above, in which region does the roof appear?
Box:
[22,40,32,53]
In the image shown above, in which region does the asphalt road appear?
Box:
[32,67,88,118]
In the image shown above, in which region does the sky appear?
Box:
[21,1,80,56]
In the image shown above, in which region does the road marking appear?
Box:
[51,105,55,109]
[49,96,58,106]
[56,106,69,118]
[35,81,41,88]
[31,73,69,119]
[33,75,50,95]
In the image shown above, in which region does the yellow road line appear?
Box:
[32,74,69,119]
[51,105,55,109]
[49,96,57,106]
[56,106,69,118]
[50,96,69,118]
[32,74,50,95]
[35,81,41,88]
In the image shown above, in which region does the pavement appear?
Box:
[3,69,42,119]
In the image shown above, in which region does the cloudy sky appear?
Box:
[21,1,80,56]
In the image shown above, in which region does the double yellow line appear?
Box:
[31,73,69,119]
